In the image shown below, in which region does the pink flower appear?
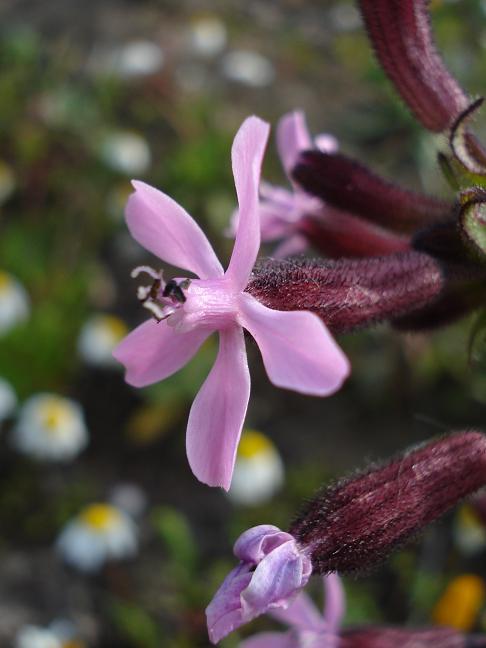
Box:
[240,573,345,648]
[206,525,314,644]
[113,116,349,489]
[230,111,338,257]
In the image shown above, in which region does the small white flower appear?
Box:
[57,503,138,572]
[99,131,151,176]
[0,377,17,422]
[11,394,88,462]
[77,314,128,368]
[188,16,227,57]
[15,625,62,648]
[92,41,164,78]
[222,50,275,87]
[15,620,84,648]
[0,271,30,335]
[227,430,284,506]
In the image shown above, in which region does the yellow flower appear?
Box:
[433,574,486,631]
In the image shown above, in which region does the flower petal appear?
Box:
[234,525,296,563]
[206,563,253,644]
[126,180,224,279]
[270,591,323,631]
[225,116,270,289]
[323,574,345,634]
[239,294,350,396]
[241,540,312,620]
[186,325,250,489]
[276,110,312,177]
[240,633,293,648]
[113,319,210,387]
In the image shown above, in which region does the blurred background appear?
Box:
[0,0,486,646]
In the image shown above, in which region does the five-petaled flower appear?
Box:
[206,524,313,644]
[113,116,349,489]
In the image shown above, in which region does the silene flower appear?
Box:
[11,393,88,462]
[57,502,138,573]
[206,524,312,643]
[229,111,338,258]
[113,116,349,489]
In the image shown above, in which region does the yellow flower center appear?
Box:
[238,430,274,459]
[80,504,120,531]
[433,573,486,631]
[63,641,86,648]
[39,399,70,435]
[101,315,128,340]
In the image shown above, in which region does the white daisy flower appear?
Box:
[188,16,227,57]
[99,131,151,176]
[0,271,30,336]
[15,620,85,648]
[0,377,17,422]
[77,314,128,368]
[222,50,275,87]
[11,394,88,462]
[91,40,164,79]
[15,625,62,648]
[57,503,138,573]
[227,429,284,506]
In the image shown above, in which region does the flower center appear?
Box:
[131,266,238,332]
[80,504,120,531]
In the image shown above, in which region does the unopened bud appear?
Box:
[290,431,486,574]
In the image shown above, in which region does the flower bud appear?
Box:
[290,431,486,574]
[246,252,444,333]
[357,0,469,132]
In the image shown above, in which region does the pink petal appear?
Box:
[241,540,312,618]
[239,294,350,396]
[322,574,345,634]
[240,633,293,648]
[225,116,270,289]
[270,592,323,631]
[126,180,224,279]
[113,319,210,387]
[186,325,250,489]
[234,525,297,563]
[276,111,312,177]
[206,563,253,644]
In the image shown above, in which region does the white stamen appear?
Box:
[131,265,162,280]
[137,285,151,301]
[143,301,172,321]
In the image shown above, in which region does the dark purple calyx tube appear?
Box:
[246,252,444,333]
[290,431,486,574]
[358,0,469,132]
